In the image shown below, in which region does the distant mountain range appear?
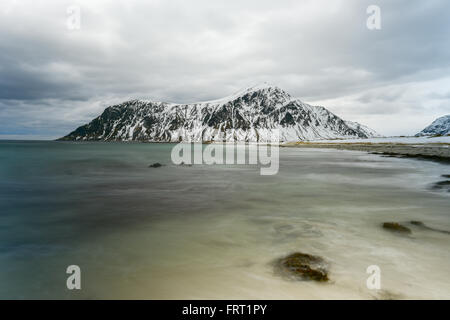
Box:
[58,84,379,142]
[416,114,450,137]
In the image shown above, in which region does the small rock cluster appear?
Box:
[274,252,329,282]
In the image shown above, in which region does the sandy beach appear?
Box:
[282,137,450,162]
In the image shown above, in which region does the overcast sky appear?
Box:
[1,0,449,139]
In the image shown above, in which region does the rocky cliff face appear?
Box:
[59,84,378,142]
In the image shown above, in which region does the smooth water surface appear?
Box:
[0,141,449,299]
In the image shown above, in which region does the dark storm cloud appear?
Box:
[0,0,449,138]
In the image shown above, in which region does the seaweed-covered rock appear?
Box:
[275,252,329,282]
[382,222,411,234]
[148,162,164,168]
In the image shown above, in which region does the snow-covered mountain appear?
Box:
[415,115,450,137]
[59,84,379,142]
[344,120,380,139]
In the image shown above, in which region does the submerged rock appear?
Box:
[275,252,329,282]
[371,289,404,300]
[410,220,450,235]
[431,180,450,192]
[179,161,193,167]
[148,162,164,168]
[382,222,411,234]
[410,220,425,227]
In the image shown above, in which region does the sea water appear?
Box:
[0,141,448,299]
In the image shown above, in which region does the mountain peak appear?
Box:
[416,114,450,137]
[235,82,288,96]
[199,83,289,105]
[240,82,279,91]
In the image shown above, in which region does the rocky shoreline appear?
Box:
[281,141,450,163]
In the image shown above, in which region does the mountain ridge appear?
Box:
[415,114,450,137]
[59,85,379,142]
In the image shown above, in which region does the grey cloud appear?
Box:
[1,0,450,138]
[356,89,405,104]
[428,91,450,100]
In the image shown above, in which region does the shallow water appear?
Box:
[0,141,449,299]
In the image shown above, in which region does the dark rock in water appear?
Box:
[149,162,164,168]
[375,153,450,165]
[410,221,425,227]
[275,252,329,282]
[410,221,450,235]
[179,161,193,167]
[431,180,450,192]
[442,174,450,179]
[371,289,404,300]
[382,222,411,234]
